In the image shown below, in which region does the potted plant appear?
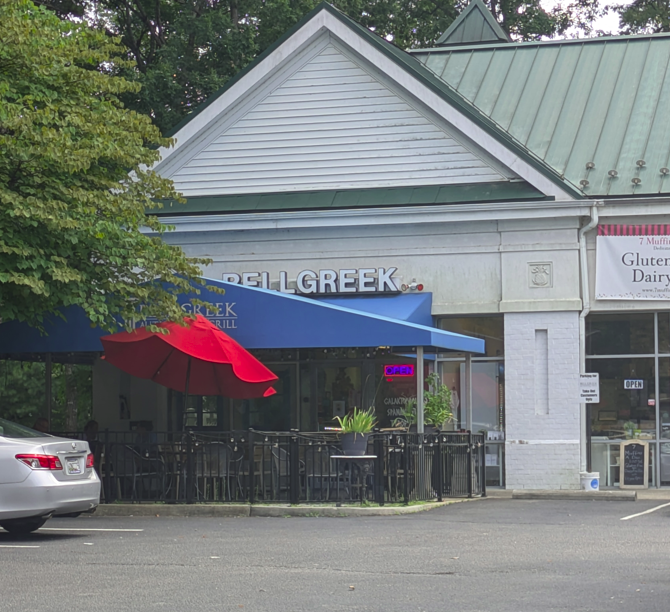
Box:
[334,407,376,455]
[394,373,454,432]
[623,420,636,439]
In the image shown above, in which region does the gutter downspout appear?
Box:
[578,203,601,475]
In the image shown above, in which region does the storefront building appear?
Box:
[3,1,670,490]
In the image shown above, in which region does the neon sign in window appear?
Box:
[384,364,415,377]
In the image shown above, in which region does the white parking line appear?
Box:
[620,501,670,521]
[0,545,40,548]
[39,528,144,532]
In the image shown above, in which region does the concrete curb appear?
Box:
[94,504,251,518]
[250,500,457,517]
[92,500,466,518]
[512,490,637,501]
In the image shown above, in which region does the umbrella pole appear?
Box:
[183,356,191,427]
[184,356,195,503]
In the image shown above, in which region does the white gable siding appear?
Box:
[168,41,514,196]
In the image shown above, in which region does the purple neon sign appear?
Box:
[384,364,415,377]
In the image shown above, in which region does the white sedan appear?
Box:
[0,418,100,534]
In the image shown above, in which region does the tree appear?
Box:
[36,0,601,134]
[0,0,219,333]
[0,359,93,430]
[611,0,670,33]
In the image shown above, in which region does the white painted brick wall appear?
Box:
[504,311,581,489]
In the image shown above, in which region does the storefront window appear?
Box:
[658,313,670,355]
[439,358,505,487]
[440,361,504,434]
[587,358,656,438]
[437,315,505,486]
[586,313,654,355]
[177,395,222,429]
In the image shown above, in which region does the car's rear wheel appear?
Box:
[0,518,48,534]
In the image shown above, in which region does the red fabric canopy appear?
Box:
[101,315,277,399]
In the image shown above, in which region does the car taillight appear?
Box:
[86,453,95,469]
[16,454,63,470]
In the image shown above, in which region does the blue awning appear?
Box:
[0,279,484,355]
[316,292,433,327]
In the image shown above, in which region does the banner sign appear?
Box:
[596,225,670,300]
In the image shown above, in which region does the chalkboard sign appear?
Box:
[620,440,649,489]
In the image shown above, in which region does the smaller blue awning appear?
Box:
[316,292,433,327]
[0,279,484,355]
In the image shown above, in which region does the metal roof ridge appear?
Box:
[410,32,670,54]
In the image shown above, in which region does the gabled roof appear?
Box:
[412,34,670,197]
[156,2,583,204]
[437,0,510,47]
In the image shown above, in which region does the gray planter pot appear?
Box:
[341,432,370,456]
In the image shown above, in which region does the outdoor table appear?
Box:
[330,455,377,506]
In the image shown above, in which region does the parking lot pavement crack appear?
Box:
[87,562,198,568]
[245,564,458,577]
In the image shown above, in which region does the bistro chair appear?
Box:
[199,441,231,501]
[303,444,341,501]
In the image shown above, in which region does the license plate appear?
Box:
[66,458,82,475]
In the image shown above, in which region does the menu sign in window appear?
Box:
[620,440,649,489]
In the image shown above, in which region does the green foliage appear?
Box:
[610,0,670,33]
[334,406,376,434]
[0,0,220,332]
[0,361,46,424]
[395,373,453,429]
[0,360,92,430]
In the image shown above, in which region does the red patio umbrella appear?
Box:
[100,315,277,399]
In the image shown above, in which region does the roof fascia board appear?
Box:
[321,12,579,200]
[155,200,595,233]
[589,199,670,217]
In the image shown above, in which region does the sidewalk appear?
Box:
[486,487,670,501]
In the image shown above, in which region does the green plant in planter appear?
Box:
[393,373,453,430]
[334,406,377,434]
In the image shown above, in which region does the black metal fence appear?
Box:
[55,430,486,505]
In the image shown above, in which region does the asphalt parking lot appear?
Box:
[2,498,670,612]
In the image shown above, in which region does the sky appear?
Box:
[541,1,623,36]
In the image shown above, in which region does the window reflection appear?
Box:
[586,313,654,355]
[438,316,504,358]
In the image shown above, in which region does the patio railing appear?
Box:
[54,429,486,505]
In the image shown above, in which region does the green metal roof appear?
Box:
[436,0,511,47]
[412,35,670,197]
[156,181,548,216]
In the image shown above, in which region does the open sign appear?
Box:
[384,364,414,377]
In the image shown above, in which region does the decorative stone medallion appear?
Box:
[528,262,553,288]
